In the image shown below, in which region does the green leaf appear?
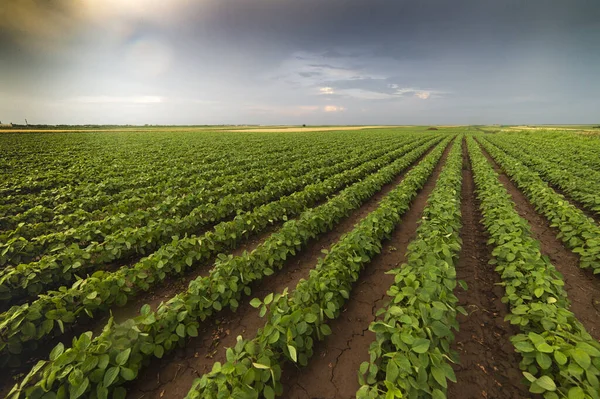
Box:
[320,324,332,336]
[264,293,274,305]
[103,366,120,387]
[432,389,446,399]
[253,363,270,369]
[536,352,552,370]
[176,324,186,338]
[50,343,65,361]
[554,351,567,365]
[187,325,199,337]
[411,338,430,354]
[120,367,136,381]
[514,341,535,353]
[305,313,318,323]
[432,366,447,388]
[523,372,537,382]
[113,387,127,399]
[288,345,297,362]
[264,385,275,399]
[536,343,554,353]
[568,387,585,399]
[430,321,451,337]
[69,377,89,399]
[154,345,165,359]
[536,376,557,392]
[386,360,399,383]
[250,298,262,308]
[115,348,131,366]
[573,349,591,369]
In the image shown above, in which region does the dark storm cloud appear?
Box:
[0,0,599,124]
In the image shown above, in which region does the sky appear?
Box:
[0,0,599,125]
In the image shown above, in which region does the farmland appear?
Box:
[1,126,600,399]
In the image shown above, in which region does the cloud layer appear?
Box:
[0,0,599,124]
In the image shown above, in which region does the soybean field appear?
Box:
[1,126,600,399]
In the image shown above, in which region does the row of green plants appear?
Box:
[185,138,453,398]
[5,135,448,399]
[0,136,401,265]
[485,135,600,217]
[468,137,600,399]
[0,142,335,235]
[493,133,600,185]
[0,132,249,211]
[0,131,404,210]
[0,131,387,223]
[1,136,441,377]
[501,131,600,173]
[356,137,464,398]
[0,137,426,304]
[0,136,383,236]
[0,131,308,200]
[477,137,600,275]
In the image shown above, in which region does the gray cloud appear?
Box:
[0,0,599,124]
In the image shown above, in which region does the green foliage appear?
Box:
[0,135,428,304]
[6,135,448,398]
[478,137,600,275]
[185,137,454,398]
[468,137,600,399]
[0,136,439,366]
[357,138,464,398]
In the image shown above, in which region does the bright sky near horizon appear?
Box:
[0,0,599,125]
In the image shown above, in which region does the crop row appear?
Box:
[0,133,239,207]
[186,138,452,398]
[0,135,439,365]
[0,137,428,305]
[0,132,302,200]
[3,136,446,390]
[485,135,600,217]
[503,132,600,173]
[0,141,336,234]
[0,135,387,234]
[357,137,464,398]
[0,132,384,222]
[468,137,600,398]
[477,137,600,275]
[0,136,403,266]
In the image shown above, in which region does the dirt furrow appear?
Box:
[280,143,452,399]
[479,143,600,341]
[447,140,529,399]
[124,145,440,399]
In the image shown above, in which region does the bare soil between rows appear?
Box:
[125,143,440,398]
[447,139,529,399]
[478,141,600,341]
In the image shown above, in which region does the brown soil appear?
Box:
[447,140,529,399]
[124,143,442,399]
[281,142,451,399]
[478,141,600,341]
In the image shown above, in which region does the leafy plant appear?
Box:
[468,136,600,399]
